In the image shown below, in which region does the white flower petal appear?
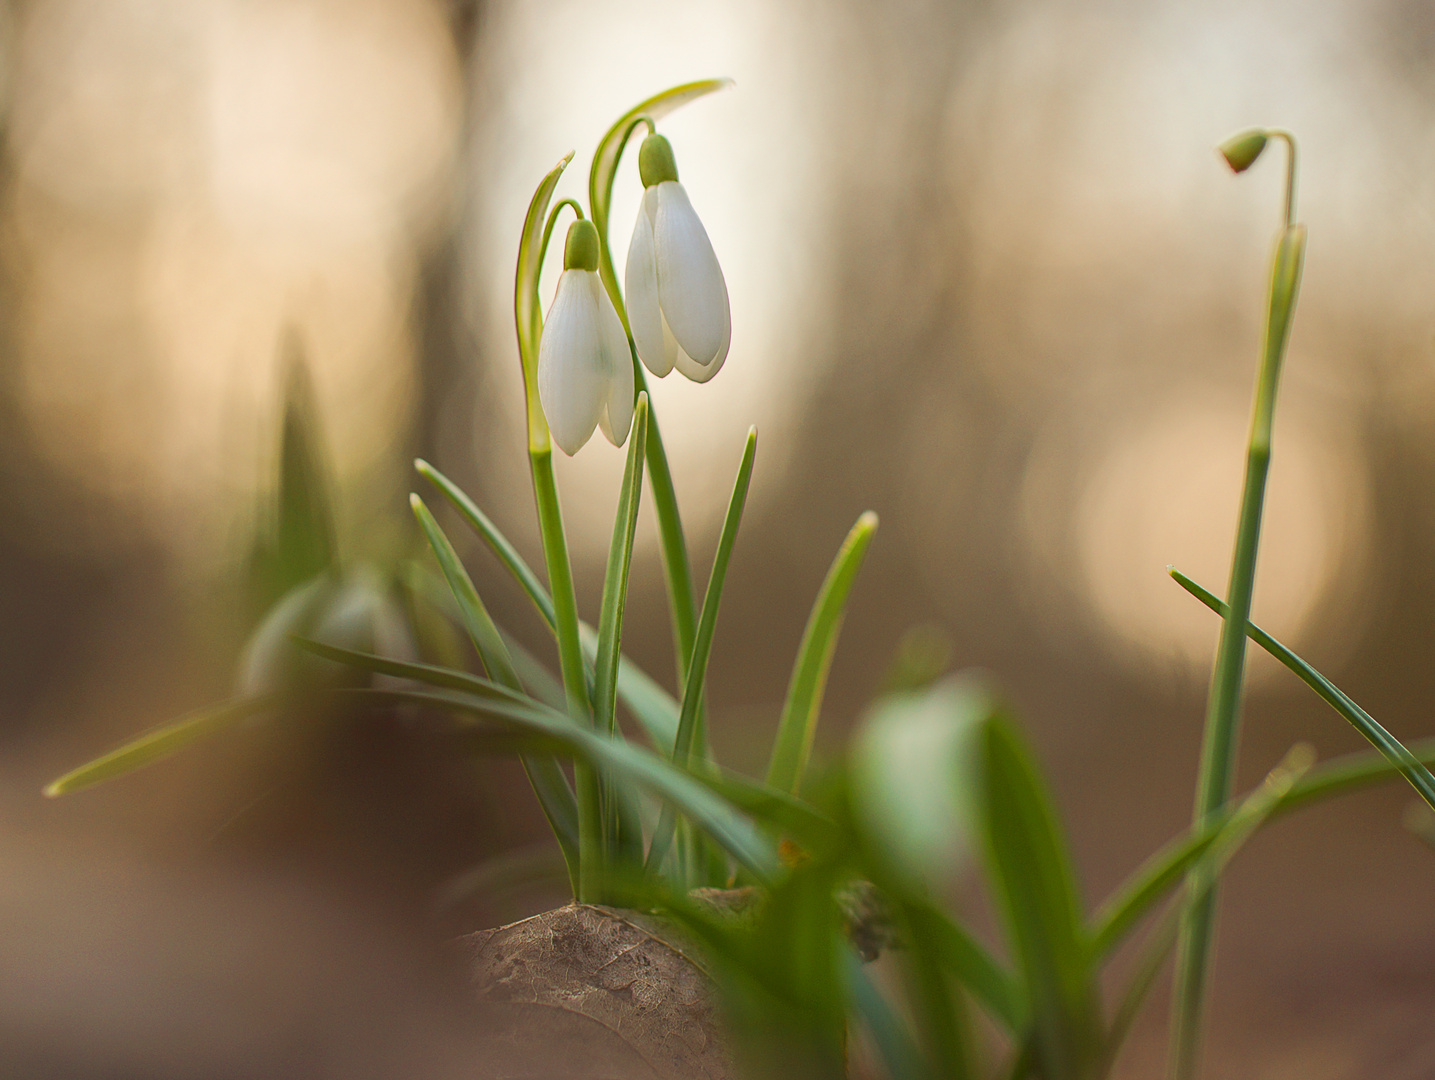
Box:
[669,302,730,384]
[537,269,604,455]
[624,188,673,377]
[593,275,634,446]
[654,181,730,368]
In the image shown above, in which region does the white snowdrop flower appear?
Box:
[624,133,731,383]
[538,218,635,455]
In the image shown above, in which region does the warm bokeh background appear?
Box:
[3,0,1435,1075]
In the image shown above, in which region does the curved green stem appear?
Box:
[1266,130,1297,229]
[538,198,585,279]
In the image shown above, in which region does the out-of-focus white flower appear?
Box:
[624,134,730,383]
[538,219,635,455]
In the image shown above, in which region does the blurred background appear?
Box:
[3,0,1435,1075]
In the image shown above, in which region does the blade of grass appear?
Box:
[845,950,930,1080]
[415,459,556,632]
[411,494,521,687]
[698,767,841,854]
[414,461,682,753]
[1171,567,1435,811]
[344,684,776,882]
[980,711,1103,1080]
[1091,735,1435,961]
[645,429,757,875]
[906,902,1025,1034]
[248,348,337,607]
[502,630,567,711]
[1282,736,1435,810]
[766,512,879,794]
[1102,745,1312,1075]
[591,395,648,740]
[594,396,648,847]
[410,494,580,886]
[1174,212,1307,1080]
[45,693,283,797]
[899,902,979,1080]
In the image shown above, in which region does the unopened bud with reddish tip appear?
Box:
[1219,129,1269,173]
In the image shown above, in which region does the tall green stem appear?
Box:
[1170,159,1306,1077]
[513,153,601,901]
[530,449,601,900]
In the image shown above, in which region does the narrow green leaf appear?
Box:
[1088,825,1221,962]
[411,493,521,687]
[845,950,929,1080]
[1101,745,1312,1073]
[345,684,776,882]
[503,630,567,711]
[1091,736,1435,961]
[594,393,649,735]
[413,461,682,749]
[292,636,539,708]
[646,428,758,874]
[697,767,841,854]
[766,511,879,794]
[1281,737,1435,811]
[902,915,978,1080]
[411,494,580,883]
[415,459,556,632]
[603,633,680,748]
[980,712,1102,1080]
[45,694,282,797]
[1171,566,1435,811]
[673,427,757,766]
[907,902,1025,1033]
[591,392,648,865]
[248,347,338,608]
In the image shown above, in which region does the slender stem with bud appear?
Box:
[1170,130,1307,1080]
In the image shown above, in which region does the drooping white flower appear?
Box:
[538,219,635,455]
[624,133,731,383]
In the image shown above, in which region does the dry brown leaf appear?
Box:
[461,903,734,1080]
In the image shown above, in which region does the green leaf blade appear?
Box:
[593,394,649,736]
[350,684,777,882]
[979,712,1102,1080]
[646,428,758,874]
[1171,566,1435,812]
[410,494,581,884]
[410,494,521,690]
[415,459,556,632]
[766,511,879,795]
[45,694,281,797]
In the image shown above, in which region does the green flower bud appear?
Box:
[1219,129,1268,173]
[638,133,679,188]
[563,218,599,271]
